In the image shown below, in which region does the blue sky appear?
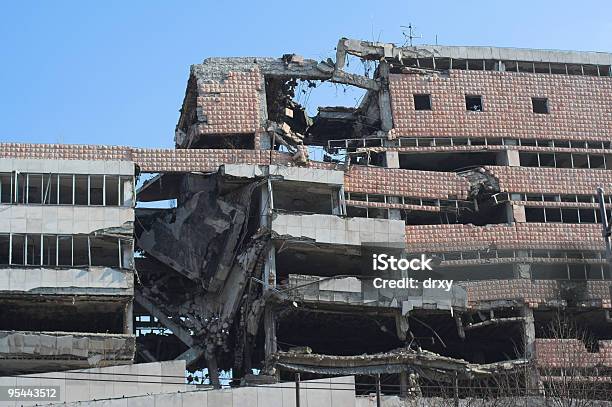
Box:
[1,0,611,148]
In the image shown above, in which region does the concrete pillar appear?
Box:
[384,151,400,169]
[123,300,133,334]
[378,61,394,132]
[496,150,520,166]
[514,249,532,278]
[259,132,273,150]
[264,305,277,360]
[388,196,402,220]
[506,202,526,225]
[263,246,276,287]
[522,306,541,393]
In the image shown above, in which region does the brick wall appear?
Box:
[0,143,338,173]
[535,339,612,368]
[405,223,603,251]
[462,280,612,308]
[344,166,469,199]
[193,69,263,135]
[486,165,612,195]
[389,70,612,141]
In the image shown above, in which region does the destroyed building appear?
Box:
[2,38,612,399]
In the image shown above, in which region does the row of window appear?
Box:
[519,152,611,169]
[511,193,612,204]
[329,135,612,151]
[403,57,611,77]
[0,234,132,268]
[345,192,470,209]
[438,249,605,262]
[524,207,611,224]
[0,173,133,206]
[414,94,549,113]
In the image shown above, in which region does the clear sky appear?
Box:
[1,0,611,148]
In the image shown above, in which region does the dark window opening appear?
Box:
[0,234,9,265]
[74,175,88,205]
[525,207,546,222]
[346,206,367,218]
[399,152,497,171]
[538,153,555,167]
[0,173,11,203]
[532,264,568,280]
[465,95,483,111]
[568,265,587,280]
[519,152,539,167]
[11,235,25,265]
[90,237,119,268]
[25,234,42,266]
[42,174,58,204]
[27,174,42,204]
[413,94,432,111]
[578,209,596,223]
[532,98,549,114]
[368,208,388,219]
[58,175,73,205]
[57,236,72,266]
[89,175,104,205]
[73,235,90,267]
[105,176,119,206]
[561,209,579,223]
[42,235,57,266]
[16,173,26,204]
[403,210,453,225]
[589,155,605,169]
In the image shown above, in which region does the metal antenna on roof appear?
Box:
[400,23,421,47]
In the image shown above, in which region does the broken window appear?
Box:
[42,235,57,266]
[42,174,58,204]
[0,234,9,265]
[120,239,133,269]
[105,175,119,206]
[74,175,88,205]
[532,97,549,114]
[413,94,432,110]
[90,175,104,205]
[10,234,25,265]
[120,176,134,207]
[15,173,26,204]
[25,234,41,266]
[0,173,12,203]
[58,174,73,205]
[73,235,89,266]
[465,95,483,111]
[57,235,72,266]
[26,174,43,204]
[90,237,120,267]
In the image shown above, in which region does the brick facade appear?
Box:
[406,223,602,251]
[344,166,469,200]
[463,280,612,308]
[193,69,262,135]
[389,70,612,141]
[486,165,612,195]
[535,339,612,368]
